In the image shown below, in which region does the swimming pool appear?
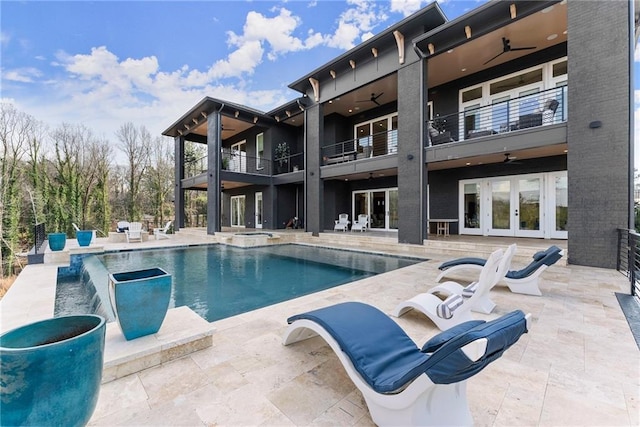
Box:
[55,244,423,322]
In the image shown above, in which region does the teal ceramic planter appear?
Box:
[76,230,93,247]
[0,315,106,427]
[48,232,66,251]
[108,268,172,340]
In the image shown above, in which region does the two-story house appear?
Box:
[163,0,637,269]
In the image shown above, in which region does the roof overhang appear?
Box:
[288,1,446,94]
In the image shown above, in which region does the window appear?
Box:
[354,113,398,157]
[256,133,264,170]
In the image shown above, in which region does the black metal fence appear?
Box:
[617,228,640,299]
[34,222,46,254]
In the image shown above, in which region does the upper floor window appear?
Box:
[256,133,264,170]
[354,113,398,157]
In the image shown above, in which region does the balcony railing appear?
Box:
[322,128,398,165]
[429,86,567,145]
[184,150,305,178]
[617,228,640,300]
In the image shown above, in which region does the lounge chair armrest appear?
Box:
[461,338,487,361]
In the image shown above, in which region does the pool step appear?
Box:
[102,306,214,383]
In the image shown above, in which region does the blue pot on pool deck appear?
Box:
[0,314,106,427]
[109,267,172,340]
[48,232,66,251]
[76,230,93,247]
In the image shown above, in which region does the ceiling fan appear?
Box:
[503,153,521,164]
[357,92,384,106]
[484,37,536,65]
[221,125,236,132]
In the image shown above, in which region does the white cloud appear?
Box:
[0,31,10,46]
[3,67,42,83]
[390,0,427,17]
[324,0,387,49]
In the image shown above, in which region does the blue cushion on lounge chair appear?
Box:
[287,302,431,393]
[438,257,486,271]
[505,246,562,280]
[287,302,529,392]
[422,310,528,384]
[421,320,484,353]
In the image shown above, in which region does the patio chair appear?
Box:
[436,245,563,296]
[351,214,369,232]
[333,213,350,232]
[392,249,503,331]
[283,301,530,427]
[426,244,517,314]
[125,222,143,243]
[116,221,130,233]
[155,221,172,240]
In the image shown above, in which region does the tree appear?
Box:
[0,104,40,276]
[144,136,174,227]
[116,123,151,220]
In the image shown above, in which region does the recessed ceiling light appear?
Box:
[461,68,467,72]
[547,34,558,41]
[328,100,333,104]
[541,5,554,13]
[563,30,567,35]
[466,162,471,166]
[348,109,353,113]
[354,107,360,110]
[564,149,568,153]
[447,49,453,54]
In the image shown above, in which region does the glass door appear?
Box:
[230,195,245,228]
[230,141,246,172]
[352,188,398,231]
[516,176,543,238]
[548,171,568,239]
[460,182,482,235]
[255,192,262,229]
[487,179,512,236]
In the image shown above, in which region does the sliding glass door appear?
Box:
[352,188,398,231]
[230,195,245,228]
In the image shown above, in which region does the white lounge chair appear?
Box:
[392,249,503,330]
[155,221,172,240]
[283,302,530,427]
[426,244,517,314]
[436,245,564,296]
[333,213,350,231]
[125,222,143,243]
[351,214,369,232]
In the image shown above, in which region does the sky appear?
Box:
[1,0,639,169]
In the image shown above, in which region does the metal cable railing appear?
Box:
[617,228,640,299]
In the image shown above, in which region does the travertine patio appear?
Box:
[2,230,638,426]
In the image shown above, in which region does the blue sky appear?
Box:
[2,0,638,168]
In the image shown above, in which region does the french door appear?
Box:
[255,192,263,229]
[230,141,246,173]
[352,188,398,231]
[459,172,566,239]
[486,175,543,238]
[230,195,245,228]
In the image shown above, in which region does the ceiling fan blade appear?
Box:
[510,46,536,51]
[372,92,383,100]
[484,51,505,65]
[373,99,380,106]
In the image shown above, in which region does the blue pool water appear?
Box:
[55,244,422,322]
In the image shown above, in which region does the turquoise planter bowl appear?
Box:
[0,315,106,427]
[48,232,66,251]
[76,230,93,247]
[108,268,172,340]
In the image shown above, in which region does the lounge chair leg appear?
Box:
[365,380,473,427]
[472,295,496,314]
[504,276,542,296]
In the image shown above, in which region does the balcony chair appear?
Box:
[283,301,530,427]
[351,214,369,232]
[436,245,564,296]
[155,221,172,240]
[425,244,517,314]
[125,222,143,243]
[392,249,503,331]
[116,221,130,233]
[333,214,350,232]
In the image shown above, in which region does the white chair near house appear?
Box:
[334,214,350,232]
[351,214,369,232]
